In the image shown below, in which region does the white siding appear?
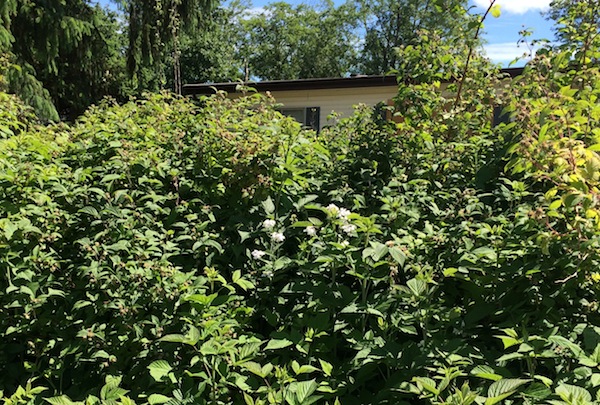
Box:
[267,86,399,128]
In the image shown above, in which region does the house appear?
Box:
[182,68,523,131]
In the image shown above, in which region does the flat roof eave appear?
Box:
[182,67,525,95]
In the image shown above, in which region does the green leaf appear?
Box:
[101,173,121,183]
[412,377,439,395]
[265,339,293,350]
[495,334,521,349]
[406,278,427,297]
[160,334,187,343]
[291,380,318,404]
[555,383,592,403]
[148,360,173,382]
[487,378,529,399]
[294,364,320,375]
[233,271,255,291]
[148,394,172,405]
[100,384,128,401]
[470,365,503,381]
[319,359,333,376]
[388,246,406,266]
[262,197,275,214]
[44,396,80,405]
[78,206,100,218]
[522,383,551,400]
[548,335,586,360]
[243,392,255,405]
[185,293,218,306]
[472,246,497,261]
[242,361,273,378]
[549,199,562,210]
[2,220,18,240]
[370,242,388,261]
[185,325,201,346]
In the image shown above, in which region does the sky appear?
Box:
[471,0,554,66]
[99,0,556,67]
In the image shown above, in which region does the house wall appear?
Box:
[266,86,400,128]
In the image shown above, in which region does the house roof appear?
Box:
[182,67,524,96]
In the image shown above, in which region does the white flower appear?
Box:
[263,219,276,229]
[341,223,356,234]
[338,208,351,220]
[271,232,285,242]
[326,203,340,216]
[340,240,350,248]
[304,226,317,236]
[251,249,266,259]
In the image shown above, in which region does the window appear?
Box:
[493,105,511,127]
[279,107,321,131]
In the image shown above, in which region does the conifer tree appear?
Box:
[124,0,215,93]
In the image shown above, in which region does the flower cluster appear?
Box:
[263,219,276,229]
[326,203,356,236]
[341,223,356,234]
[304,226,317,236]
[271,232,285,242]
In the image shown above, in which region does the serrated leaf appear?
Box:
[406,278,427,297]
[242,361,272,378]
[485,392,514,405]
[487,378,529,398]
[148,360,172,382]
[388,246,406,266]
[3,221,17,240]
[292,379,318,404]
[370,242,388,261]
[185,293,218,306]
[265,339,293,350]
[319,359,333,376]
[549,335,586,360]
[412,377,439,395]
[495,335,521,349]
[44,395,80,405]
[100,384,128,401]
[148,394,172,405]
[471,365,503,381]
[472,246,497,261]
[555,383,592,403]
[262,197,275,214]
[294,365,320,374]
[160,334,187,343]
[185,325,201,346]
[243,392,254,405]
[79,206,100,218]
[522,383,552,399]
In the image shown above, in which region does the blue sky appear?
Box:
[99,0,555,66]
[471,0,553,65]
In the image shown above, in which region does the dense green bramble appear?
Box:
[2,3,600,404]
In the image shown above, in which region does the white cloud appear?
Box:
[473,0,551,14]
[483,41,538,63]
[239,6,270,20]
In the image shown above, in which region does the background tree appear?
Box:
[177,3,245,85]
[546,0,600,64]
[356,0,472,74]
[2,0,128,121]
[124,0,215,93]
[241,0,359,80]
